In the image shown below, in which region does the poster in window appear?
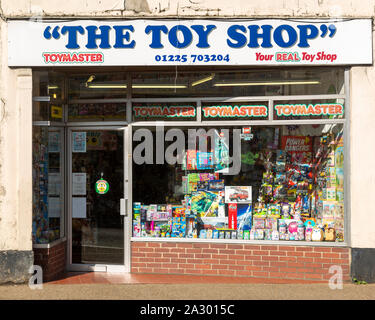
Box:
[72,132,86,153]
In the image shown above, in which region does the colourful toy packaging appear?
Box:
[244,230,250,240]
[228,203,238,230]
[186,150,197,170]
[264,229,272,240]
[197,181,209,191]
[199,173,210,182]
[206,229,213,239]
[253,216,265,229]
[219,231,225,239]
[236,204,252,231]
[208,179,225,191]
[199,229,207,239]
[225,231,231,239]
[197,152,213,170]
[271,230,280,241]
[171,217,186,238]
[213,230,219,239]
[237,230,243,240]
[265,217,278,230]
[255,229,264,240]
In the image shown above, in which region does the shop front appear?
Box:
[9,18,372,282]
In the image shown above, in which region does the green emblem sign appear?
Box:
[95,179,109,194]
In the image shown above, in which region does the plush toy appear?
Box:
[311,227,324,241]
[324,227,336,242]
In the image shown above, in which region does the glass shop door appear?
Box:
[68,127,131,272]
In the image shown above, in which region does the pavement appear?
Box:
[0,272,374,300]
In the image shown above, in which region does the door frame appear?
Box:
[66,126,132,273]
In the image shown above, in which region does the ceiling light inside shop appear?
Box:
[191,73,215,87]
[87,83,127,89]
[47,85,59,90]
[132,84,187,89]
[213,80,320,87]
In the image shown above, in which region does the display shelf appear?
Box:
[130,236,348,247]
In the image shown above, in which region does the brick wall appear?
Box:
[131,242,350,283]
[33,240,66,282]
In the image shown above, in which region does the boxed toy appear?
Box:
[186,150,197,170]
[197,151,213,170]
[253,216,265,229]
[236,204,252,231]
[208,179,225,191]
[191,191,224,218]
[224,186,252,203]
[228,203,238,230]
[171,217,186,238]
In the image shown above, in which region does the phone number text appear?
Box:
[155,54,230,63]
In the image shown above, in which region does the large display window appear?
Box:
[132,123,345,242]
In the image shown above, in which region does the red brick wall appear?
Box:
[131,242,350,283]
[33,240,66,282]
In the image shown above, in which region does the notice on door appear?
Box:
[72,173,87,195]
[72,197,87,219]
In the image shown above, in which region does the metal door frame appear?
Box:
[66,126,131,273]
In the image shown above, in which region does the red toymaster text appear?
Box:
[43,52,104,63]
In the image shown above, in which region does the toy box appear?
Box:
[225,186,252,203]
[197,152,213,170]
[186,150,197,170]
[236,204,252,231]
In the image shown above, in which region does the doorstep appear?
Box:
[47,272,329,285]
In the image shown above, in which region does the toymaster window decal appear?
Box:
[274,103,344,117]
[202,105,268,118]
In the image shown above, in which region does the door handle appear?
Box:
[120,198,127,216]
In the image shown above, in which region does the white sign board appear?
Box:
[8,19,373,66]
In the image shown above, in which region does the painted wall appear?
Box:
[0,0,374,254]
[0,19,32,251]
[0,0,374,18]
[350,32,375,248]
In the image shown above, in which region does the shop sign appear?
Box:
[95,179,109,194]
[133,105,196,118]
[202,105,268,118]
[275,103,344,117]
[8,19,372,66]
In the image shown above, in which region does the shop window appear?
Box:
[32,127,64,244]
[131,68,344,98]
[132,124,345,242]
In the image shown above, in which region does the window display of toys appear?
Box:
[133,128,345,243]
